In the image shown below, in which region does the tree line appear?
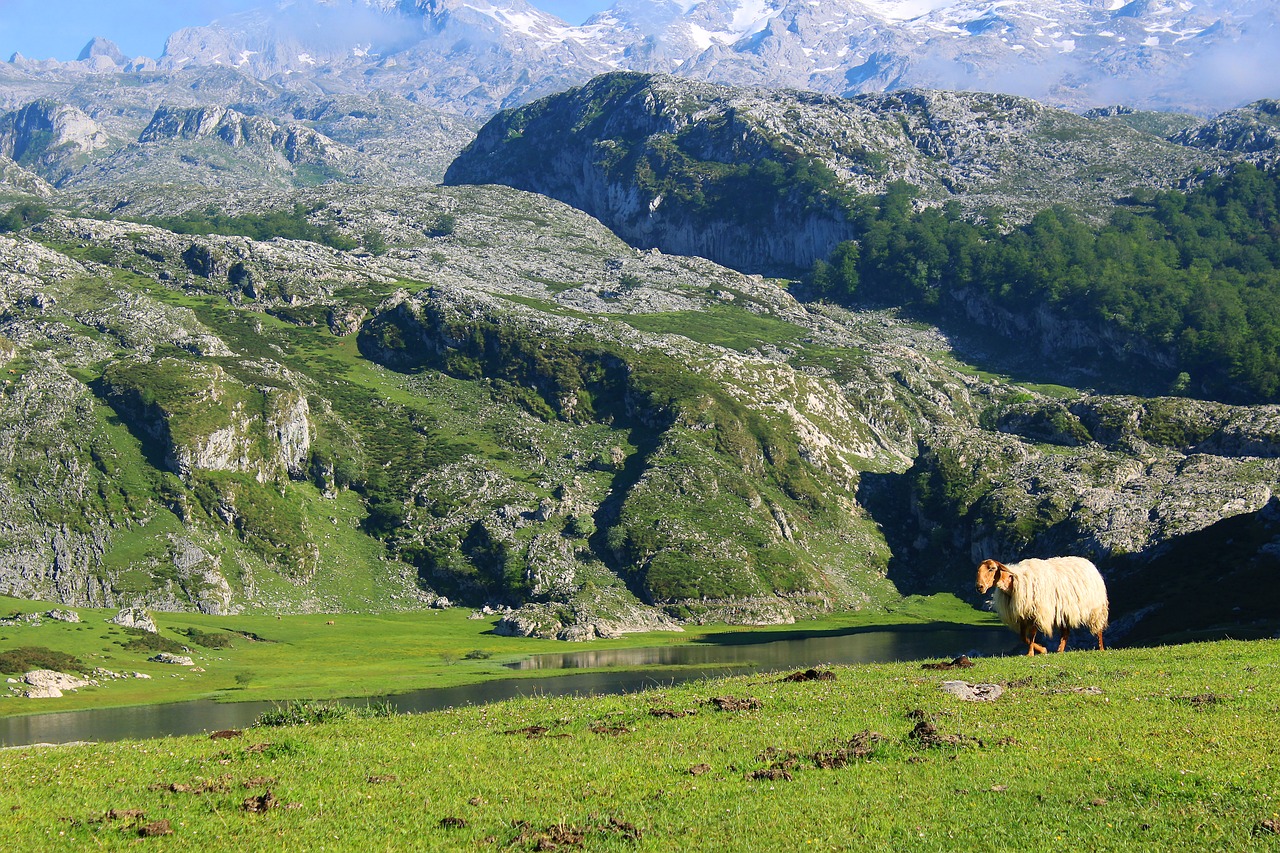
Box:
[808,164,1280,403]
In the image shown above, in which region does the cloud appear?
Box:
[173,0,423,56]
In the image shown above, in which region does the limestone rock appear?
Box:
[21,669,92,698]
[109,607,158,633]
[940,681,1004,702]
[148,653,194,666]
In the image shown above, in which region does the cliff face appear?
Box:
[0,101,112,183]
[873,396,1280,619]
[97,359,312,482]
[139,106,350,170]
[445,74,1225,275]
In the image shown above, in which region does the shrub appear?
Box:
[0,201,51,233]
[117,629,188,654]
[0,646,87,674]
[179,627,235,649]
[426,213,456,238]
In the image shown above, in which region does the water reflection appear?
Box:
[506,627,1005,671]
[1,626,1010,748]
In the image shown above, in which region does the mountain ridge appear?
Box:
[6,0,1275,116]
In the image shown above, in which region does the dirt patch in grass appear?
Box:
[747,767,793,781]
[241,790,298,812]
[139,819,173,837]
[92,808,171,837]
[511,816,642,849]
[1176,693,1225,709]
[504,725,569,739]
[649,707,696,719]
[589,724,631,736]
[709,696,761,712]
[747,746,800,781]
[780,668,836,682]
[812,730,883,769]
[152,776,231,795]
[209,729,242,740]
[922,655,975,670]
[907,720,980,749]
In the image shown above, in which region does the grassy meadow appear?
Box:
[2,639,1278,850]
[0,594,993,715]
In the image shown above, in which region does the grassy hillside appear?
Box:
[0,593,992,716]
[2,639,1277,850]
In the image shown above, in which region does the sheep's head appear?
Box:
[976,559,1008,594]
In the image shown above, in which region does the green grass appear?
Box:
[620,304,804,352]
[0,594,995,717]
[2,639,1277,850]
[931,350,1083,400]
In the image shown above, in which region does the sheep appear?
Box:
[975,557,1109,655]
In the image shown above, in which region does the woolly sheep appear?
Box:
[976,557,1109,655]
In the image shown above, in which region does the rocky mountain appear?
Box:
[0,100,113,183]
[85,104,387,191]
[0,4,1275,644]
[444,72,1228,274]
[32,0,1259,116]
[0,84,474,197]
[7,0,1272,117]
[0,169,1276,641]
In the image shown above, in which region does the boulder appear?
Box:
[940,680,1004,702]
[109,607,157,633]
[21,669,91,698]
[148,653,194,666]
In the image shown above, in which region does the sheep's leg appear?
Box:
[1021,624,1047,655]
[1096,631,1105,652]
[1057,625,1070,653]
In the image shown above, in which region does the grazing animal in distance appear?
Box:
[976,557,1109,655]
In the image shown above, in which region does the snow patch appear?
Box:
[861,0,961,23]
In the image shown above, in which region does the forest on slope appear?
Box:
[809,165,1280,403]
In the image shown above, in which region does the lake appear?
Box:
[1,625,1012,748]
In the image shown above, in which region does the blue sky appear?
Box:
[0,0,613,61]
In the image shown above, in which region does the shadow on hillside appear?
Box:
[1109,496,1280,646]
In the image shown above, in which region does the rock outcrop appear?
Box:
[445,74,1222,275]
[109,607,158,633]
[18,669,92,698]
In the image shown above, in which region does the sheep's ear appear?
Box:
[994,568,1014,591]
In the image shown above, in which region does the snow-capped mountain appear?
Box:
[14,0,1277,116]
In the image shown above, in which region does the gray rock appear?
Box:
[148,653,194,666]
[940,681,1004,702]
[45,609,80,623]
[21,669,92,698]
[109,607,157,633]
